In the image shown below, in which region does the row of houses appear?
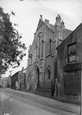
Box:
[11,14,81,103]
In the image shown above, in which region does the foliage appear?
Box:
[0,7,26,74]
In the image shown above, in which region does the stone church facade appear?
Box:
[26,14,72,94]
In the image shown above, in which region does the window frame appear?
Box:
[41,40,44,58]
[49,39,52,54]
[37,32,43,58]
[67,42,76,63]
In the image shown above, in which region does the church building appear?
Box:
[26,14,72,96]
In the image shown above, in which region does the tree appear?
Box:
[0,7,27,74]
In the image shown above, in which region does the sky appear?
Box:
[0,0,82,77]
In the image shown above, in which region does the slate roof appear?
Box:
[62,29,72,40]
[49,24,55,32]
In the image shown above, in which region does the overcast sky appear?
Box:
[0,0,82,77]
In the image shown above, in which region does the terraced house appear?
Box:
[57,23,82,101]
[26,14,72,96]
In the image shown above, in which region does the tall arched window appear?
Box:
[37,32,43,58]
[39,35,41,58]
[36,45,37,56]
[41,40,44,58]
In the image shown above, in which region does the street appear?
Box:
[0,88,80,115]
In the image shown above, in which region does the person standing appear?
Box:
[55,78,58,97]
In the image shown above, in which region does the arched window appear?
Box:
[37,32,43,58]
[36,45,37,56]
[39,35,41,57]
[41,40,44,58]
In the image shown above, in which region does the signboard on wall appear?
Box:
[64,62,82,72]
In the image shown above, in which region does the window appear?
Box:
[48,69,51,79]
[41,40,44,57]
[39,35,41,58]
[36,45,37,56]
[67,43,76,63]
[37,32,43,58]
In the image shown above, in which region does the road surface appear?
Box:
[0,88,79,115]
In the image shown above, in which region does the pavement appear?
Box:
[0,91,57,115]
[34,88,80,105]
[4,88,80,115]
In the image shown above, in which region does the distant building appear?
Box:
[0,77,11,88]
[18,68,26,90]
[57,23,82,101]
[11,68,26,90]
[2,80,8,88]
[11,72,19,89]
[26,14,72,94]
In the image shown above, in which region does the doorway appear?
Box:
[36,67,40,87]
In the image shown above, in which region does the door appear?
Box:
[36,67,40,87]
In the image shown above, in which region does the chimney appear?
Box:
[45,19,49,27]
